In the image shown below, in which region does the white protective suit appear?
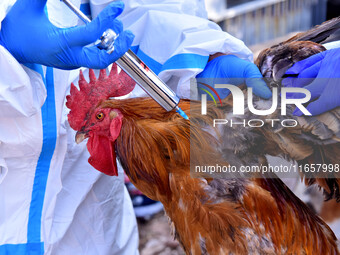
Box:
[0,0,252,254]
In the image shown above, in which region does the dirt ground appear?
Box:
[138,211,185,255]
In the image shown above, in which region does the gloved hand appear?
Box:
[283,48,340,116]
[196,54,272,99]
[0,0,134,70]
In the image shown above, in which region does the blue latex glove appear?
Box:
[196,55,272,99]
[0,0,134,70]
[283,48,340,116]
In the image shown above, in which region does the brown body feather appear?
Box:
[99,98,339,254]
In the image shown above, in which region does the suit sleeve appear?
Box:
[118,0,253,98]
[0,0,47,118]
[0,46,46,118]
[85,0,253,98]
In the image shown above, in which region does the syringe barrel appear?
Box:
[117,50,180,111]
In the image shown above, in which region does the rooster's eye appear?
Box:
[96,113,104,120]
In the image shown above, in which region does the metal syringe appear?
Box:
[61,0,189,120]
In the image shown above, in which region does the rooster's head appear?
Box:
[66,64,135,176]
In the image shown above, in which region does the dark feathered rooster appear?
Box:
[66,18,340,255]
[256,16,340,201]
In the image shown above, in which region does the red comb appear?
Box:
[66,64,135,131]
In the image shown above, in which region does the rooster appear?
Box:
[256,16,340,201]
[66,18,340,255]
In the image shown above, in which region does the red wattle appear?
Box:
[87,135,118,176]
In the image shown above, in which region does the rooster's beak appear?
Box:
[75,131,88,144]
